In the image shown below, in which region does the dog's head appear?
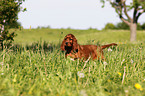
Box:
[61,34,78,51]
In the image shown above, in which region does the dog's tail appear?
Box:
[101,43,117,49]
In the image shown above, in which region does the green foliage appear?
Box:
[103,22,145,30]
[137,23,142,30]
[141,23,145,30]
[133,0,145,9]
[104,23,116,30]
[9,21,21,29]
[0,0,25,50]
[116,22,129,30]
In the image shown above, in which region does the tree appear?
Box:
[100,0,145,41]
[9,21,21,28]
[0,0,25,50]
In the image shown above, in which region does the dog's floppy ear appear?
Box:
[61,37,66,51]
[72,35,79,50]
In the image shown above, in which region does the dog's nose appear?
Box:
[65,42,68,45]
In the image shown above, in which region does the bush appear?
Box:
[116,22,129,30]
[141,23,145,30]
[104,23,116,30]
[103,22,145,30]
[0,0,25,50]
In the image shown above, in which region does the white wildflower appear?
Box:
[124,90,128,93]
[108,48,112,52]
[77,71,85,78]
[3,20,6,23]
[103,61,108,65]
[70,58,75,61]
[1,73,4,75]
[122,59,125,62]
[1,25,4,31]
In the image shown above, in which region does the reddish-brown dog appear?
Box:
[61,34,117,60]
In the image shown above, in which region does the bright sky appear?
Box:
[18,0,145,30]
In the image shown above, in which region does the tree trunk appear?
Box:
[130,23,137,41]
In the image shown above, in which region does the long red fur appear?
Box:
[61,34,117,60]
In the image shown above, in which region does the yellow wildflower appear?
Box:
[107,79,111,82]
[117,72,122,76]
[135,83,143,91]
[28,91,32,95]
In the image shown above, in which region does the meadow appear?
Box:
[0,28,145,96]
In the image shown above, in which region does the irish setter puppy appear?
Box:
[61,34,117,60]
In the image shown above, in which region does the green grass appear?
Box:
[11,28,145,45]
[1,28,145,96]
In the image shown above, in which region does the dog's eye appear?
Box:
[70,39,72,40]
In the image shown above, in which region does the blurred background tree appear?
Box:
[100,0,145,41]
[104,23,116,30]
[0,0,25,50]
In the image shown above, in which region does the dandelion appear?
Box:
[117,72,122,76]
[131,59,134,64]
[108,48,112,52]
[77,71,85,78]
[135,83,143,91]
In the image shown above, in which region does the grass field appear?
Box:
[1,28,145,96]
[11,28,145,45]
